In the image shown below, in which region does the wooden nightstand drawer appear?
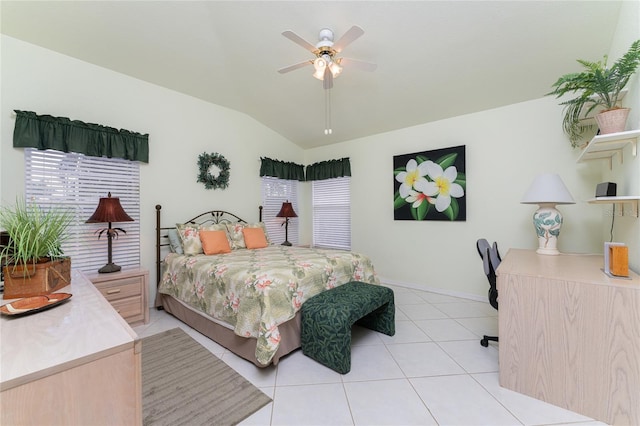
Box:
[95,277,142,302]
[88,268,149,326]
[110,296,143,320]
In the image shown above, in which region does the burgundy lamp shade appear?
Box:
[86,192,134,273]
[276,202,298,219]
[86,192,134,223]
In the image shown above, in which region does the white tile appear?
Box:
[393,290,427,305]
[221,351,277,388]
[414,318,478,341]
[378,320,431,344]
[275,350,342,386]
[411,375,521,425]
[438,340,499,373]
[472,372,596,425]
[341,344,405,382]
[417,292,469,304]
[433,301,497,318]
[394,305,409,321]
[398,303,448,320]
[344,379,437,425]
[456,316,498,337]
[386,342,464,377]
[271,383,353,425]
[351,325,384,346]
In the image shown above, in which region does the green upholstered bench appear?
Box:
[301,281,395,374]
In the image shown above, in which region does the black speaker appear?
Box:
[596,182,617,197]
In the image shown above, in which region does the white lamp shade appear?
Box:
[521,173,575,205]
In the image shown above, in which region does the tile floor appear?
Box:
[133,285,606,426]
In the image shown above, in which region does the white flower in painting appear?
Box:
[395,159,432,198]
[416,163,464,212]
[405,189,433,208]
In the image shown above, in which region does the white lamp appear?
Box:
[521,173,575,255]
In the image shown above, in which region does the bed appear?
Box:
[155,205,379,367]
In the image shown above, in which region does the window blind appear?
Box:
[24,148,140,273]
[312,177,351,250]
[261,176,299,246]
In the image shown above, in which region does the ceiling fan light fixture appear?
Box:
[329,61,342,77]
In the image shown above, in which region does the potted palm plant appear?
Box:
[0,198,73,298]
[547,39,640,147]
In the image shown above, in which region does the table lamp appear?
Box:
[276,201,297,246]
[521,173,575,255]
[86,192,134,273]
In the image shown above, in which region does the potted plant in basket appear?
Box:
[547,39,640,147]
[0,198,73,299]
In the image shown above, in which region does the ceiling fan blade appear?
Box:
[323,68,333,90]
[339,57,377,72]
[333,25,364,52]
[278,60,312,74]
[282,30,316,52]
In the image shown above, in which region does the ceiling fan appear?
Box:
[278,25,377,90]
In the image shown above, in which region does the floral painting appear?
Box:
[394,145,466,221]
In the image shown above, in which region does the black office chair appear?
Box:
[476,238,501,347]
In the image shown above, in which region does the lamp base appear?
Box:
[98,263,122,274]
[281,241,292,246]
[536,246,560,256]
[533,203,563,256]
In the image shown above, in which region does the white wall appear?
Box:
[600,0,640,273]
[0,36,305,301]
[304,98,603,298]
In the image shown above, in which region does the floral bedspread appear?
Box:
[158,245,379,365]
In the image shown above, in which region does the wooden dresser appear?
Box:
[88,268,149,326]
[0,271,142,425]
[498,249,640,425]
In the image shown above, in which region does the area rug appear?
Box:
[141,328,271,426]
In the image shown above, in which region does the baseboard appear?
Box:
[378,276,486,303]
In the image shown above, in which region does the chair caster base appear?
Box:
[480,335,498,347]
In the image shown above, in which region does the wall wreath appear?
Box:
[197,152,230,190]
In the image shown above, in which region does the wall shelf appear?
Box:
[576,129,639,169]
[587,196,640,218]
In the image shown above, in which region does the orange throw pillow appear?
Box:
[242,227,269,249]
[199,230,231,255]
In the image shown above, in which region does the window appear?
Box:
[261,176,298,246]
[24,148,140,273]
[312,177,350,250]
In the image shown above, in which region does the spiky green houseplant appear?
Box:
[0,198,73,275]
[547,39,640,147]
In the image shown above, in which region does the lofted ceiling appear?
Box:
[1,1,622,149]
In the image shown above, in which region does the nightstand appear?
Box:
[88,268,149,326]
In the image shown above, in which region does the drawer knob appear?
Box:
[107,289,121,295]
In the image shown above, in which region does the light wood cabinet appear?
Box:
[88,268,149,326]
[1,271,142,425]
[498,249,640,425]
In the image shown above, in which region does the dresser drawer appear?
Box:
[94,277,142,302]
[110,296,143,321]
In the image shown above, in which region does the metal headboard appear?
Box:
[155,204,263,288]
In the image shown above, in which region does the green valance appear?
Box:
[260,157,306,181]
[305,158,351,181]
[13,110,149,163]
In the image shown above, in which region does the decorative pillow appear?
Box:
[176,223,230,255]
[242,227,269,249]
[226,222,270,249]
[199,230,232,255]
[176,223,203,255]
[167,228,184,254]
